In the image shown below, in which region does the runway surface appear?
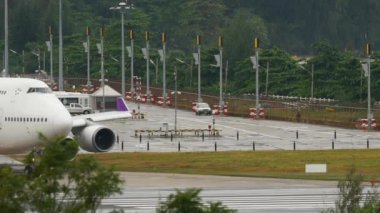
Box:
[99,172,341,213]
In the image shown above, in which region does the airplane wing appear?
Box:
[72,97,132,128]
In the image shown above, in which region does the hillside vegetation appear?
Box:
[1,0,380,102]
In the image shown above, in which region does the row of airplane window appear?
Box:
[0,90,6,95]
[27,87,51,93]
[5,117,48,123]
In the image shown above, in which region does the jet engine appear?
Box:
[75,125,115,152]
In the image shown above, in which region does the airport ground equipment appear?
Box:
[134,128,221,138]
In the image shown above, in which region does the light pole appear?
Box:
[149,58,159,85]
[129,30,135,95]
[32,50,41,74]
[254,38,260,119]
[162,32,167,106]
[110,1,133,99]
[196,35,202,102]
[141,32,151,102]
[100,27,105,112]
[43,51,46,72]
[297,60,314,99]
[46,26,53,82]
[58,0,63,90]
[218,36,224,110]
[174,67,177,135]
[22,50,24,74]
[265,61,269,96]
[311,63,314,99]
[366,43,372,130]
[4,0,9,77]
[83,26,91,90]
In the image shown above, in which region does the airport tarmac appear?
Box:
[95,102,378,212]
[100,101,380,152]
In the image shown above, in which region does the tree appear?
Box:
[0,167,27,212]
[322,166,380,213]
[0,137,124,212]
[157,188,236,213]
[158,188,205,213]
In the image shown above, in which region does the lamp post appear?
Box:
[32,50,41,74]
[46,26,53,82]
[129,30,135,95]
[297,60,314,99]
[366,43,372,130]
[110,1,133,99]
[141,32,151,102]
[162,33,167,106]
[58,0,63,91]
[196,35,202,102]
[100,27,105,112]
[83,27,91,90]
[174,67,177,135]
[4,0,9,77]
[149,58,159,84]
[253,38,260,119]
[218,36,224,110]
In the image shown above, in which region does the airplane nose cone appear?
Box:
[53,110,72,137]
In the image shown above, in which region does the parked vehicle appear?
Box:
[195,102,212,115]
[65,103,92,114]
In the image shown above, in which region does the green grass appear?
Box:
[85,149,380,181]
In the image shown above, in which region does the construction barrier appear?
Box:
[150,95,155,104]
[223,104,229,116]
[360,118,377,130]
[192,102,197,111]
[125,92,132,101]
[166,97,171,106]
[156,96,171,106]
[249,108,265,119]
[212,104,228,116]
[213,105,220,115]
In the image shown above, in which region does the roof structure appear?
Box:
[91,85,121,97]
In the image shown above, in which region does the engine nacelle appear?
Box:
[75,125,115,152]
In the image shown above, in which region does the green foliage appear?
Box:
[3,0,380,102]
[0,137,123,212]
[157,188,236,213]
[0,167,27,212]
[323,166,380,213]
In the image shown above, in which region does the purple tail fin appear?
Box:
[116,97,129,112]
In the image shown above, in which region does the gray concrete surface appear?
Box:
[99,102,380,152]
[93,102,379,212]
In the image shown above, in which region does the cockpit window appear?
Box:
[27,87,52,94]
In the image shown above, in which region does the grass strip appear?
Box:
[84,149,380,181]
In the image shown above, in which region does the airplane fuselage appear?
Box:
[0,78,72,154]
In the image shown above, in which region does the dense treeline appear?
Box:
[1,0,380,102]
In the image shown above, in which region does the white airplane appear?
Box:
[0,78,131,154]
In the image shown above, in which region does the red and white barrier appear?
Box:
[192,102,197,111]
[249,108,265,119]
[213,105,220,115]
[223,104,229,116]
[212,104,229,116]
[361,119,377,130]
[156,96,171,106]
[125,92,132,101]
[141,95,147,103]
